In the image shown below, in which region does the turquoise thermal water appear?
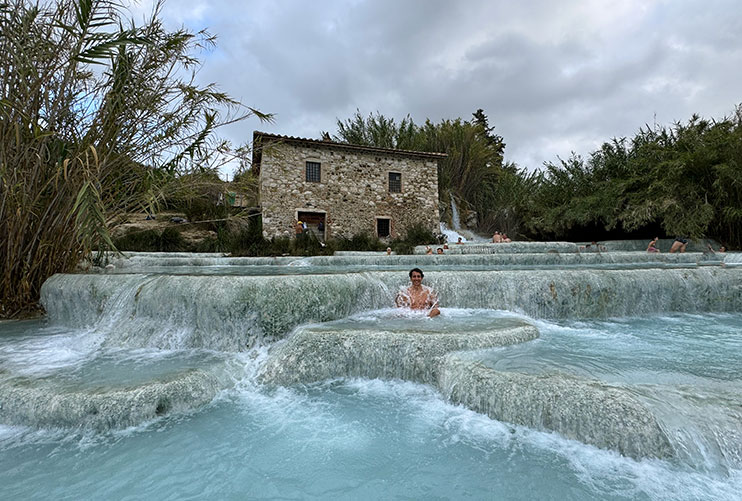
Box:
[101,250,729,274]
[1,247,741,500]
[1,312,741,500]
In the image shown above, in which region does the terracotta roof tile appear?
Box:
[253,131,447,160]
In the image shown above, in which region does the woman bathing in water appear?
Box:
[395,268,441,317]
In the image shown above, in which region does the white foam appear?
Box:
[439,222,467,243]
[0,326,104,376]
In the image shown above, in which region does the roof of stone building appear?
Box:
[252,131,447,173]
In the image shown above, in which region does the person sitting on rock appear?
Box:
[395,268,440,317]
[492,231,502,243]
[647,237,660,253]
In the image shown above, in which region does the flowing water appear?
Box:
[441,194,484,243]
[1,247,741,500]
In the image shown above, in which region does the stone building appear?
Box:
[253,131,444,240]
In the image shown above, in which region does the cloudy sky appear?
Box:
[136,0,742,177]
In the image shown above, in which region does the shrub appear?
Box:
[390,224,436,254]
[293,231,325,255]
[332,232,385,252]
[0,0,269,317]
[218,214,266,256]
[112,228,184,252]
[403,224,436,246]
[193,237,219,253]
[113,230,162,252]
[184,198,229,224]
[159,227,185,252]
[267,237,292,256]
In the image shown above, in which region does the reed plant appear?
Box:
[0,0,268,317]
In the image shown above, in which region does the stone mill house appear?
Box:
[253,131,445,240]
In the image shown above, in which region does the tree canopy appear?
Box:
[530,109,742,247]
[332,106,742,248]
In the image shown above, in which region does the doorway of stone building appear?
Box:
[376,217,391,238]
[297,211,326,240]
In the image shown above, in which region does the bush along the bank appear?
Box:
[390,224,437,255]
[117,217,438,256]
[113,228,186,252]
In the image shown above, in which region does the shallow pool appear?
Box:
[1,312,740,500]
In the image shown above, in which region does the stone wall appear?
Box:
[259,139,440,239]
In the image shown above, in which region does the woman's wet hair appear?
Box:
[409,268,424,278]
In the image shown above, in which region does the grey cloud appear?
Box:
[142,0,742,173]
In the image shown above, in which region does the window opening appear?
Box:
[388,172,401,192]
[306,161,321,183]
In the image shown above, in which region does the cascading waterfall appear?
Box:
[437,352,674,460]
[438,221,466,244]
[0,365,225,429]
[440,193,486,242]
[601,239,720,253]
[458,313,742,472]
[2,246,741,499]
[415,241,582,254]
[450,193,462,230]
[104,250,722,271]
[41,268,742,347]
[724,251,742,266]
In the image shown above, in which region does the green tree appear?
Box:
[472,108,505,162]
[526,107,742,247]
[476,162,540,238]
[333,109,421,150]
[416,117,502,212]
